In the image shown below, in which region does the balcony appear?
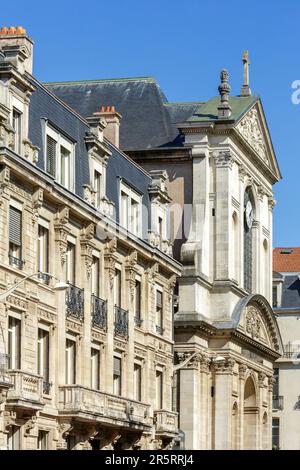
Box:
[0,354,12,391]
[154,410,178,436]
[283,342,300,360]
[273,395,284,410]
[66,284,84,322]
[91,295,107,330]
[6,370,44,410]
[58,385,151,431]
[114,306,128,338]
[9,255,24,269]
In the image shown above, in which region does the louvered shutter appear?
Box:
[46,135,56,176]
[113,357,121,377]
[9,206,22,246]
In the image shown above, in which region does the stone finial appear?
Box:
[240,50,252,96]
[217,69,232,119]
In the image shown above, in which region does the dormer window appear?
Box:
[119,181,142,236]
[94,169,102,208]
[12,108,22,154]
[45,125,74,191]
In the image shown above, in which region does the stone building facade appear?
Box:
[0,27,181,450]
[49,54,284,449]
[272,247,300,450]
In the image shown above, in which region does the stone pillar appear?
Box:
[213,358,235,450]
[238,363,248,449]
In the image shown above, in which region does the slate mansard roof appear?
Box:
[45,78,259,152]
[28,76,152,228]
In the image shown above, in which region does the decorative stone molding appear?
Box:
[0,165,10,204]
[167,274,177,303]
[245,306,261,339]
[214,150,234,169]
[258,372,267,388]
[54,207,70,265]
[23,138,39,164]
[239,363,248,380]
[125,251,138,300]
[268,196,276,211]
[176,351,211,372]
[147,262,159,293]
[268,376,276,392]
[213,357,236,374]
[238,165,247,182]
[80,222,95,279]
[66,319,83,335]
[236,107,268,165]
[32,187,43,225]
[24,415,37,437]
[104,238,118,290]
[37,308,56,324]
[3,410,17,432]
[6,294,28,311]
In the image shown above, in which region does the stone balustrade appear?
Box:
[154,409,178,435]
[7,370,44,409]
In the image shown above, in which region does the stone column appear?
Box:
[238,363,248,449]
[213,358,236,450]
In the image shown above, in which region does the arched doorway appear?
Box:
[243,376,258,449]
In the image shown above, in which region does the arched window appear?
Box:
[244,188,255,292]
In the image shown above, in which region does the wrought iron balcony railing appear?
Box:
[38,272,51,285]
[66,283,84,322]
[114,306,129,338]
[91,295,107,330]
[283,342,300,359]
[9,255,24,269]
[273,395,284,410]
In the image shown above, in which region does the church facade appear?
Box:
[50,53,284,450]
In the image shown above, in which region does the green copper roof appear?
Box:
[187,95,258,123]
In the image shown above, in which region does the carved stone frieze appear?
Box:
[80,222,95,278]
[104,238,118,290]
[32,187,43,225]
[237,108,269,165]
[245,306,261,339]
[54,207,70,265]
[214,150,235,169]
[213,357,236,374]
[125,251,138,300]
[238,363,248,380]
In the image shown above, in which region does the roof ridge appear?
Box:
[165,101,205,106]
[44,76,157,86]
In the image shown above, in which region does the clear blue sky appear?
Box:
[2,0,299,247]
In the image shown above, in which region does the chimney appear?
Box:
[0,26,34,74]
[92,106,122,148]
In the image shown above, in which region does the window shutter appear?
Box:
[113,357,121,376]
[156,291,163,308]
[9,206,22,246]
[46,135,56,176]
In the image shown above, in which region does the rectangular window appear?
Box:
[94,170,101,208]
[156,370,163,409]
[114,269,122,307]
[120,182,142,235]
[37,328,49,383]
[135,280,141,320]
[66,241,76,284]
[46,135,56,177]
[45,126,74,190]
[91,256,100,297]
[8,426,20,450]
[272,285,278,308]
[37,430,48,450]
[38,225,49,281]
[12,108,22,155]
[156,290,163,334]
[134,363,142,401]
[9,206,22,267]
[272,418,280,450]
[65,339,76,385]
[113,356,122,395]
[90,348,100,390]
[8,316,21,369]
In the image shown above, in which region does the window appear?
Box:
[158,216,163,249]
[45,126,74,190]
[120,182,142,236]
[37,430,48,450]
[12,108,22,154]
[66,241,76,284]
[135,280,142,324]
[113,356,122,395]
[272,418,280,450]
[134,363,142,401]
[38,224,49,282]
[91,348,100,390]
[114,269,122,308]
[273,285,278,308]
[8,426,20,450]
[94,170,102,208]
[91,256,100,297]
[156,370,163,409]
[8,316,21,369]
[65,339,76,384]
[37,328,49,384]
[156,290,163,334]
[9,205,22,268]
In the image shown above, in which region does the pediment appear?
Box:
[235,102,281,181]
[232,294,282,354]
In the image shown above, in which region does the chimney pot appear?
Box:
[0,25,33,74]
[8,27,16,35]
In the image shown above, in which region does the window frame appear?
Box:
[113,355,122,396]
[119,181,142,236]
[45,125,75,191]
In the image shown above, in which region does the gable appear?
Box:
[234,101,281,181]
